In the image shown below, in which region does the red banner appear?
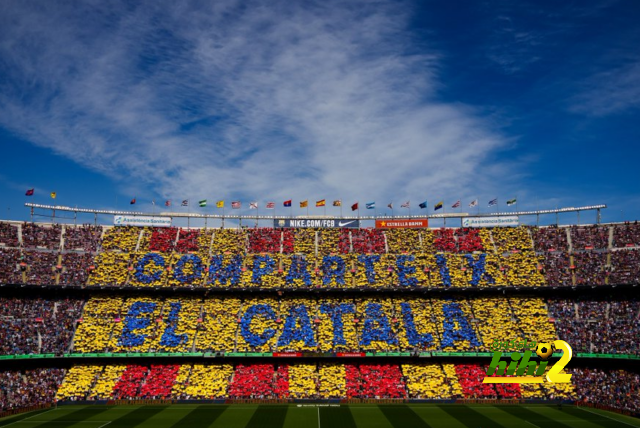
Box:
[337,352,366,357]
[375,219,428,228]
[272,352,302,357]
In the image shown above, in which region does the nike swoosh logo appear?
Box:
[338,220,356,227]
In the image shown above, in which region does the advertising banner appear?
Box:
[462,216,519,228]
[274,218,360,228]
[375,219,429,228]
[113,215,172,227]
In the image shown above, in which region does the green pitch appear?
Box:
[1,404,639,428]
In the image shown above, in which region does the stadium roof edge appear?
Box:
[23,203,607,221]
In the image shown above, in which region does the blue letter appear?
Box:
[465,254,494,287]
[400,303,433,346]
[285,256,312,286]
[396,255,418,287]
[160,302,188,347]
[358,255,380,284]
[240,304,277,346]
[174,254,204,283]
[252,255,275,284]
[119,302,157,347]
[134,253,165,283]
[360,303,397,346]
[440,300,480,348]
[208,255,242,286]
[320,303,355,346]
[436,254,451,287]
[277,304,317,347]
[322,256,346,286]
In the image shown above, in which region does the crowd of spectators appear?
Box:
[0,297,84,355]
[609,249,640,284]
[346,364,406,398]
[570,225,610,250]
[343,229,385,254]
[247,228,293,254]
[65,295,579,354]
[572,252,608,286]
[21,223,61,250]
[63,225,102,252]
[539,252,573,286]
[49,362,582,402]
[548,298,640,355]
[59,253,94,285]
[0,248,21,283]
[0,222,19,247]
[612,222,640,248]
[1,223,640,289]
[175,229,201,253]
[101,226,141,252]
[531,226,568,252]
[144,227,178,253]
[0,293,637,357]
[22,251,58,286]
[571,368,639,413]
[0,368,65,411]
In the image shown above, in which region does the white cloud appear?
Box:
[0,0,512,207]
[570,60,640,116]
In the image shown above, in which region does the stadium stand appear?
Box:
[0,220,639,417]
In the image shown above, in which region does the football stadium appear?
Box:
[0,204,639,428]
[2,1,640,427]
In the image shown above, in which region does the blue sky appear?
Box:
[0,0,638,226]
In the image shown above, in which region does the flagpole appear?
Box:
[324,201,326,217]
[443,202,446,227]
[340,199,342,218]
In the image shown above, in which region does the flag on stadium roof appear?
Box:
[316,199,325,207]
[199,200,207,207]
[266,202,275,209]
[351,202,358,211]
[232,201,241,209]
[401,201,410,208]
[250,202,258,209]
[434,201,443,211]
[165,200,171,207]
[181,200,188,206]
[50,192,56,199]
[130,198,135,204]
[216,200,224,208]
[284,200,292,207]
[507,198,517,206]
[300,200,308,208]
[488,198,498,206]
[388,202,393,209]
[366,202,375,209]
[25,188,34,196]
[469,199,478,207]
[419,200,427,209]
[151,200,155,206]
[333,200,341,207]
[452,200,460,208]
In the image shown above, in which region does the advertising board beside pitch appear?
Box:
[113,215,172,227]
[274,218,360,228]
[375,219,429,228]
[462,216,519,228]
